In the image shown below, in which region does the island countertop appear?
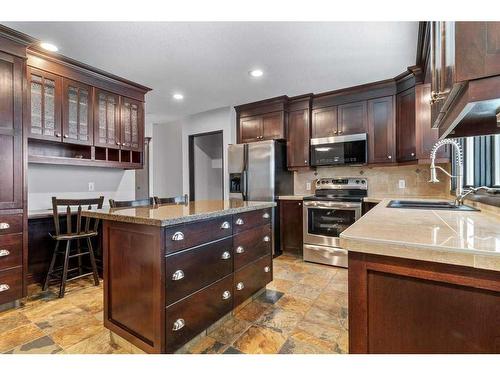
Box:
[340,198,500,272]
[82,200,276,227]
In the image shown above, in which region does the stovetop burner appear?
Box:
[305,177,368,202]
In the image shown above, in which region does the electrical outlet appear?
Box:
[398,179,406,189]
[306,182,311,191]
[88,182,95,192]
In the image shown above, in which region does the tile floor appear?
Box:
[0,254,348,354]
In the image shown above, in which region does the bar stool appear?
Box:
[43,196,104,298]
[154,194,189,205]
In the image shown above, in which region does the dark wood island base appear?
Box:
[348,251,500,354]
[96,204,274,353]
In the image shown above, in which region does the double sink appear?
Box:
[387,200,479,211]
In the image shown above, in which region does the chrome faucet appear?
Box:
[429,139,464,205]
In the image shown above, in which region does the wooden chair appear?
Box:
[108,197,154,208]
[44,196,104,298]
[154,194,189,205]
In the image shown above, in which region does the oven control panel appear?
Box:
[315,177,367,190]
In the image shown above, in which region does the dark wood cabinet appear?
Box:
[233,225,271,270]
[349,252,500,353]
[120,97,143,151]
[338,101,367,135]
[262,112,284,140]
[27,67,62,141]
[233,255,272,307]
[0,53,23,210]
[311,106,337,138]
[62,79,93,146]
[279,200,303,256]
[94,89,120,149]
[396,88,417,162]
[287,109,310,168]
[367,96,395,163]
[240,116,262,143]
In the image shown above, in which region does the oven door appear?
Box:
[310,134,367,166]
[303,201,361,247]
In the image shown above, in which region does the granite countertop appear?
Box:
[340,198,500,272]
[277,195,310,200]
[82,200,276,227]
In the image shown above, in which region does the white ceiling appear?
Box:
[4,22,418,125]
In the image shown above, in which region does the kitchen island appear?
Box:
[340,198,500,353]
[83,200,275,353]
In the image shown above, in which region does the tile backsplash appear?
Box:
[294,163,452,198]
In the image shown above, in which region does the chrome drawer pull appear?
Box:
[263,236,270,242]
[0,249,10,257]
[221,251,231,260]
[220,221,230,229]
[0,223,10,230]
[264,266,271,273]
[235,218,244,226]
[172,318,185,331]
[0,284,10,293]
[236,246,245,254]
[172,231,184,241]
[262,212,270,219]
[172,270,185,281]
[222,290,231,300]
[236,282,244,291]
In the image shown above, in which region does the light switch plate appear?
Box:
[306,182,311,191]
[398,179,406,189]
[88,182,95,192]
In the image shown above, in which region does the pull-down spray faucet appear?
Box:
[429,139,464,204]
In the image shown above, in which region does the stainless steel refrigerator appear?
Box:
[228,140,293,255]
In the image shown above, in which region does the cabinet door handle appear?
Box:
[0,284,10,293]
[264,266,271,273]
[0,249,10,257]
[262,212,270,219]
[235,218,244,226]
[220,221,230,229]
[172,318,185,331]
[236,282,245,291]
[55,133,61,138]
[221,251,231,260]
[222,290,231,300]
[298,202,302,206]
[236,246,245,254]
[116,141,121,146]
[304,160,308,164]
[63,134,68,138]
[171,231,184,241]
[333,130,338,134]
[172,270,185,281]
[387,155,392,159]
[263,236,270,242]
[338,130,343,135]
[0,223,10,230]
[410,152,415,157]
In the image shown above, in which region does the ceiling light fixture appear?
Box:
[173,93,184,100]
[249,69,264,78]
[40,42,58,52]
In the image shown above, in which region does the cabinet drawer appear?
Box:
[0,267,22,305]
[233,255,272,308]
[165,274,233,353]
[0,233,22,271]
[164,215,232,254]
[0,214,23,235]
[165,237,233,306]
[233,225,271,270]
[233,208,272,234]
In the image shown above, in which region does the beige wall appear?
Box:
[293,163,452,198]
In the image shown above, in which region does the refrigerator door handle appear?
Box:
[242,170,248,200]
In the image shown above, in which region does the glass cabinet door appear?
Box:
[121,97,143,151]
[62,79,93,145]
[94,89,120,149]
[28,67,62,141]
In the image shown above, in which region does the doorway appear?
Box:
[188,131,223,201]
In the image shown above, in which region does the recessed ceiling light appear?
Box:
[249,69,264,78]
[172,93,184,100]
[40,42,58,52]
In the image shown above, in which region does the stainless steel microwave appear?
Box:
[310,133,367,166]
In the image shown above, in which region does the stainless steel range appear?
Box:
[303,178,367,268]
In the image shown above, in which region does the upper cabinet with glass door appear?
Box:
[94,89,120,149]
[120,97,143,151]
[62,79,93,146]
[28,67,62,141]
